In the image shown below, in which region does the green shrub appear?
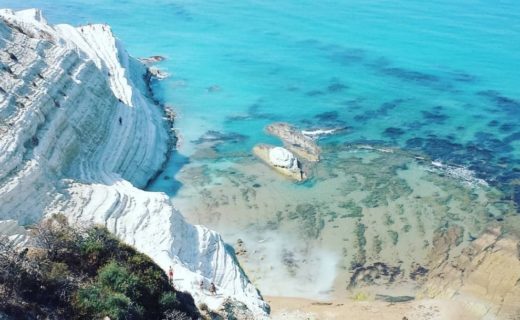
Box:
[76,285,143,320]
[98,262,140,298]
[1,215,200,320]
[79,226,120,272]
[76,285,105,315]
[104,292,143,319]
[160,292,180,312]
[47,262,70,281]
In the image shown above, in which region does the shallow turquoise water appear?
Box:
[5,0,520,204]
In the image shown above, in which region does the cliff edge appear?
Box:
[0,8,268,317]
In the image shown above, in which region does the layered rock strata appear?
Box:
[0,9,268,317]
[420,227,520,319]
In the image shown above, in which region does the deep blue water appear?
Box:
[4,0,520,207]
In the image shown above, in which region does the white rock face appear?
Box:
[0,9,268,317]
[269,147,299,171]
[0,220,28,245]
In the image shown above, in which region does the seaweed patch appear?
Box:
[477,90,520,116]
[383,127,406,139]
[192,130,248,145]
[421,109,449,124]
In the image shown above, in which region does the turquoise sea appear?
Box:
[5,0,520,297]
[7,0,519,193]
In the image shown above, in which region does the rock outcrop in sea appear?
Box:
[266,122,321,162]
[252,122,323,181]
[253,144,305,181]
[0,9,268,317]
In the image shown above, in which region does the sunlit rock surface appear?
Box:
[420,227,520,319]
[269,147,298,170]
[266,122,321,162]
[253,144,304,181]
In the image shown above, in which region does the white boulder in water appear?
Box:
[269,147,299,171]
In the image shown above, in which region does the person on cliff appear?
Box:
[168,266,174,286]
[209,282,216,295]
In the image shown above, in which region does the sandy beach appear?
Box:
[266,296,477,320]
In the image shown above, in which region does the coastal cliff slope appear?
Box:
[420,227,520,319]
[0,8,268,316]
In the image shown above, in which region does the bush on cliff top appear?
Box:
[0,214,200,320]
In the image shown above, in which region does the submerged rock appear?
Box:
[192,130,247,145]
[266,122,321,162]
[148,66,169,79]
[207,85,221,92]
[252,122,326,181]
[348,262,402,288]
[253,144,305,181]
[139,55,166,64]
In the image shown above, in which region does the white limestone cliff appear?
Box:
[0,9,268,317]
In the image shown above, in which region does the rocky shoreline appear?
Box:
[142,57,178,189]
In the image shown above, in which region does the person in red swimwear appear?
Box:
[168,266,174,285]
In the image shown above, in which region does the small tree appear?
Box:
[31,213,80,261]
[78,226,120,272]
[0,235,21,300]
